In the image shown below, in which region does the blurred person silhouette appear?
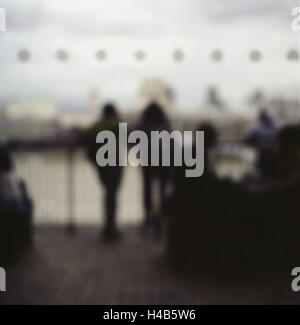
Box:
[168,123,243,272]
[0,143,33,263]
[81,103,123,241]
[242,124,300,272]
[244,110,279,178]
[272,124,300,179]
[172,122,219,205]
[137,102,171,236]
[245,123,300,183]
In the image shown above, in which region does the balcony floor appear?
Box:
[0,228,297,305]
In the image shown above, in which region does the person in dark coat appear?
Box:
[82,103,123,241]
[169,123,242,271]
[137,102,171,236]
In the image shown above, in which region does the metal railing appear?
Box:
[11,141,254,227]
[12,146,143,227]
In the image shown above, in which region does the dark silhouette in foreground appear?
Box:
[81,104,123,241]
[168,122,300,279]
[242,124,300,276]
[168,123,240,273]
[0,143,33,265]
[137,102,171,237]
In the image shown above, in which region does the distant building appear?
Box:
[6,88,101,129]
[6,98,58,121]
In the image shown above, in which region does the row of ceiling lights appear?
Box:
[16,48,299,63]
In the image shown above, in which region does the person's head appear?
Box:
[142,102,168,126]
[259,109,273,127]
[101,103,118,120]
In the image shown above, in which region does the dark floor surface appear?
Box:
[0,229,299,305]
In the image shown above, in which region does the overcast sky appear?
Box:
[0,0,299,110]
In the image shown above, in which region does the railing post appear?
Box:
[66,147,76,234]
